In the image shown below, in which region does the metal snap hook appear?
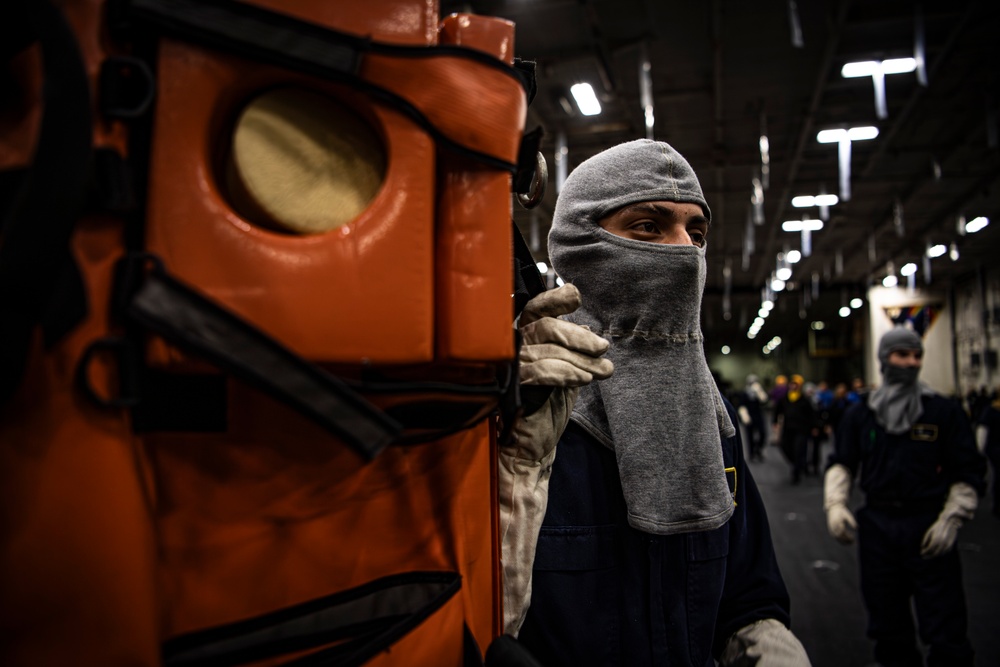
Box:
[516,151,547,209]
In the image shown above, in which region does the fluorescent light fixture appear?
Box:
[927,244,947,258]
[839,306,851,317]
[721,345,731,355]
[748,332,757,339]
[966,216,989,233]
[771,336,782,345]
[754,317,765,326]
[900,262,918,276]
[848,126,879,141]
[570,83,602,116]
[841,60,879,78]
[758,308,769,318]
[782,219,824,232]
[771,278,786,292]
[811,321,825,330]
[536,261,548,274]
[817,126,879,143]
[792,194,839,208]
[850,297,863,309]
[841,57,916,78]
[882,274,898,287]
[762,298,774,309]
[776,267,793,281]
[786,250,802,264]
[881,57,918,74]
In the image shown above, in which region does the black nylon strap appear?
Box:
[127,257,401,460]
[124,0,526,172]
[0,0,93,405]
[162,571,461,667]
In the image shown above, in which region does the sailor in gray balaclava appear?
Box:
[825,326,986,667]
[513,139,810,666]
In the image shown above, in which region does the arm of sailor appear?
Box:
[498,283,612,636]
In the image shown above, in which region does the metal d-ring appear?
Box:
[516,151,548,209]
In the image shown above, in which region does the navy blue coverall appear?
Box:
[830,394,986,667]
[519,401,791,667]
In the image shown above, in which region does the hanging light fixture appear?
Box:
[817,127,879,201]
[570,82,601,116]
[841,58,917,119]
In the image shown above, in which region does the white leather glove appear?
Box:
[737,405,751,426]
[720,619,812,667]
[920,482,978,559]
[500,283,613,636]
[823,464,857,545]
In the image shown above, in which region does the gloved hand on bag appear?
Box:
[920,482,978,558]
[823,464,857,545]
[500,283,613,636]
[511,282,613,461]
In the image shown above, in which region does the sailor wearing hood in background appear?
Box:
[824,326,987,667]
[511,139,809,667]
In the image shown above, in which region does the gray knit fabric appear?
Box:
[868,327,932,434]
[549,139,736,535]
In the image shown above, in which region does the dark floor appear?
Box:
[749,432,1000,667]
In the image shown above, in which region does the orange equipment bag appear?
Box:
[0,0,541,664]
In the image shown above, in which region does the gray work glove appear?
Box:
[823,464,857,545]
[720,619,812,667]
[920,482,978,559]
[500,283,613,636]
[511,283,613,461]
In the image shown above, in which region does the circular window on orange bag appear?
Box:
[225,87,386,235]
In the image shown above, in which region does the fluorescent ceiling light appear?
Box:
[776,267,793,281]
[754,317,765,326]
[536,261,548,274]
[811,321,825,330]
[817,126,879,143]
[762,300,774,311]
[570,83,601,116]
[848,126,879,141]
[839,306,851,317]
[786,250,802,264]
[850,297,863,309]
[881,57,917,74]
[900,262,917,276]
[782,219,824,232]
[758,308,769,318]
[841,57,916,78]
[966,216,989,233]
[771,278,786,292]
[792,194,839,208]
[927,244,947,258]
[771,336,782,345]
[841,60,879,78]
[882,274,898,287]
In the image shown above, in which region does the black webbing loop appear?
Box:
[511,223,554,418]
[99,55,156,119]
[75,335,142,408]
[122,0,527,173]
[124,255,402,461]
[162,571,462,667]
[0,0,93,406]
